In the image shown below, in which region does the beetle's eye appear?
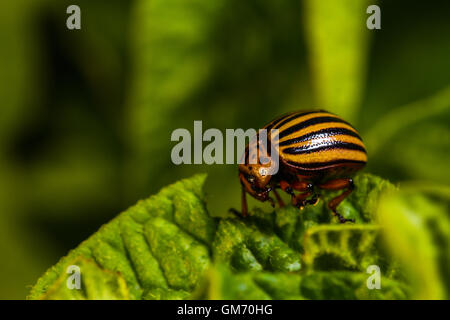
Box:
[248,175,255,183]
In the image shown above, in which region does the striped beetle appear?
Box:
[237,110,367,223]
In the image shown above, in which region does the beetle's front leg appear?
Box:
[229,186,248,217]
[279,180,318,208]
[240,186,248,217]
[318,178,355,223]
[271,187,285,207]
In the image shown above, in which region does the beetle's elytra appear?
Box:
[237,110,367,223]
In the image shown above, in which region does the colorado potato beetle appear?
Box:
[237,110,367,223]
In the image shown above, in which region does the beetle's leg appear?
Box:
[280,180,316,208]
[271,188,285,207]
[229,186,248,217]
[303,193,319,206]
[318,178,355,223]
[280,180,295,197]
[295,175,320,204]
[267,196,276,208]
[280,180,310,193]
[241,186,248,217]
[292,191,312,209]
[280,180,298,206]
[291,181,317,208]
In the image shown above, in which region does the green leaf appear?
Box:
[194,265,408,300]
[302,224,379,272]
[377,185,450,299]
[28,174,216,300]
[299,271,408,300]
[212,215,302,273]
[29,172,409,300]
[193,264,302,300]
[40,258,130,300]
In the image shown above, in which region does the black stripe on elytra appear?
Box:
[272,110,325,130]
[279,127,362,147]
[264,116,286,132]
[283,141,366,155]
[264,112,296,131]
[279,116,352,139]
[264,111,300,131]
[286,159,366,169]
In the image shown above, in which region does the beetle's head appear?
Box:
[238,165,272,201]
[238,153,273,201]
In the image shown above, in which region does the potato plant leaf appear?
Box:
[194,265,408,300]
[40,258,130,300]
[29,173,410,300]
[28,174,215,300]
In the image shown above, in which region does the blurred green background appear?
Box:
[0,0,449,299]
